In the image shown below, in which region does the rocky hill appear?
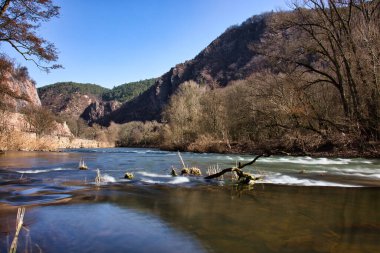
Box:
[0,57,41,111]
[38,82,109,119]
[98,13,270,125]
[38,79,156,122]
[0,57,73,138]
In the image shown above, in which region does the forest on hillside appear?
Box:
[102,78,156,102]
[38,82,109,97]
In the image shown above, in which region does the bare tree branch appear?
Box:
[204,154,267,180]
[0,0,11,17]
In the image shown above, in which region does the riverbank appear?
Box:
[0,131,114,151]
[121,140,380,159]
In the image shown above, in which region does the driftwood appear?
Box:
[204,154,267,183]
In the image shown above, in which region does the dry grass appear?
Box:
[207,164,224,180]
[187,135,229,153]
[0,131,57,151]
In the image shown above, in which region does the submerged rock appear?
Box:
[124,172,134,179]
[181,167,202,176]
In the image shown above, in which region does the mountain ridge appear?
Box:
[37,13,272,125]
[98,13,271,125]
[38,78,157,121]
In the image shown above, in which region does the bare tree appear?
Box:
[21,106,55,136]
[261,0,380,140]
[162,81,204,146]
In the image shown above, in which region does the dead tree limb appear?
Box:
[204,154,267,180]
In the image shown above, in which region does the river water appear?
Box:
[0,148,380,252]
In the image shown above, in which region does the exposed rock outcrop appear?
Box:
[0,63,41,111]
[81,100,121,124]
[39,90,101,119]
[0,58,73,138]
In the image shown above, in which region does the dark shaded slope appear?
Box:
[101,14,270,125]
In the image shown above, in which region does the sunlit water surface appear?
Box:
[0,148,379,253]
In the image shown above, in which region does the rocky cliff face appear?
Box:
[0,67,41,111]
[81,100,121,124]
[37,82,124,122]
[39,90,101,119]
[99,14,270,125]
[0,59,72,137]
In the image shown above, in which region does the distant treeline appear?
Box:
[38,78,156,103]
[102,78,156,102]
[38,82,108,97]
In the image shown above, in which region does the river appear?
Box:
[1,148,380,252]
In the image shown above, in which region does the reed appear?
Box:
[207,164,224,180]
[9,207,25,253]
[95,169,102,185]
[177,151,186,168]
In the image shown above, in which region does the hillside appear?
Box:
[38,13,270,125]
[98,14,270,125]
[102,78,156,102]
[38,82,108,118]
[38,79,156,120]
[38,82,109,97]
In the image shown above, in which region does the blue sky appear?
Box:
[2,0,289,88]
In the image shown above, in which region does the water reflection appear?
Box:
[24,203,207,253]
[1,183,380,252]
[81,184,380,253]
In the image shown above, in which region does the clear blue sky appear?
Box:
[3,0,289,88]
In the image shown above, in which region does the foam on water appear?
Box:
[101,174,116,183]
[138,172,172,178]
[169,177,190,184]
[141,179,163,184]
[16,168,71,174]
[141,176,190,185]
[330,167,380,174]
[326,167,380,179]
[263,173,359,187]
[260,157,353,165]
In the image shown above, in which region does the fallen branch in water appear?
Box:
[204,154,268,184]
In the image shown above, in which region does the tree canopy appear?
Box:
[38,82,110,97]
[102,78,156,102]
[0,0,61,71]
[38,79,156,103]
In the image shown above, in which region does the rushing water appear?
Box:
[0,148,380,253]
